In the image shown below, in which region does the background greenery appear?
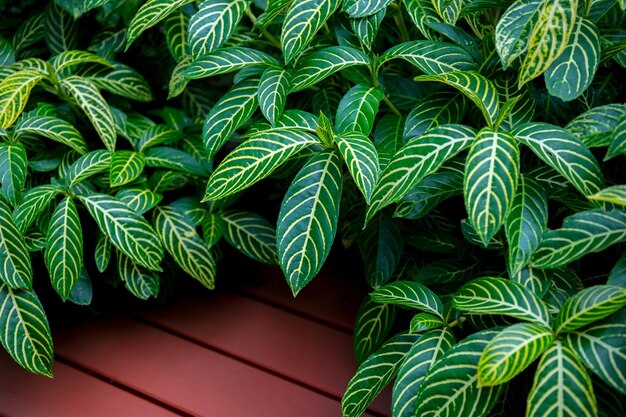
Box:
[0,0,625,416]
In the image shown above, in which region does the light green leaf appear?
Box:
[532,209,626,269]
[464,129,520,246]
[109,151,145,187]
[0,70,45,130]
[281,0,341,64]
[416,71,500,127]
[495,0,542,69]
[342,332,419,417]
[61,76,116,151]
[168,56,192,99]
[164,9,190,61]
[258,67,292,126]
[554,285,626,334]
[136,124,181,152]
[379,41,477,75]
[359,212,403,288]
[518,0,577,87]
[366,124,476,223]
[566,104,626,148]
[513,123,604,197]
[45,197,82,300]
[0,143,27,206]
[392,328,455,417]
[0,197,32,289]
[116,187,163,215]
[334,131,379,202]
[153,206,215,289]
[0,283,53,376]
[353,298,396,363]
[50,50,111,75]
[222,210,277,264]
[453,277,551,326]
[79,193,163,271]
[478,322,553,386]
[414,329,503,417]
[204,128,319,201]
[527,342,597,417]
[544,17,600,102]
[371,281,443,317]
[14,115,88,154]
[402,0,440,40]
[342,0,393,18]
[277,151,342,295]
[184,47,280,79]
[94,232,111,273]
[409,313,445,332]
[64,149,112,187]
[188,0,248,58]
[432,0,462,24]
[588,185,626,207]
[116,251,159,300]
[12,185,63,234]
[125,0,195,49]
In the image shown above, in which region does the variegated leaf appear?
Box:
[0,143,27,206]
[164,9,190,61]
[188,0,248,58]
[116,187,163,215]
[432,0,462,24]
[109,151,145,187]
[588,185,626,207]
[14,115,88,154]
[359,212,403,288]
[606,114,626,160]
[566,103,626,148]
[222,210,277,264]
[44,2,77,54]
[334,131,379,202]
[258,67,292,126]
[87,63,152,102]
[50,50,110,75]
[126,0,195,49]
[116,252,159,300]
[0,197,32,289]
[335,84,383,136]
[409,313,445,332]
[184,47,279,79]
[342,0,393,18]
[379,41,477,75]
[403,92,465,141]
[12,185,63,234]
[94,232,111,273]
[353,298,396,363]
[0,70,45,129]
[144,147,208,177]
[495,0,542,69]
[64,149,112,187]
[350,9,384,49]
[554,285,626,334]
[371,281,443,317]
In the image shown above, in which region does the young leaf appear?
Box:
[334,131,379,202]
[371,281,443,317]
[116,252,159,300]
[258,67,292,126]
[414,329,503,417]
[79,194,163,271]
[0,142,27,206]
[353,298,396,364]
[532,209,626,269]
[45,197,82,300]
[222,210,278,264]
[0,69,45,129]
[277,150,342,295]
[527,342,597,417]
[359,212,403,288]
[0,283,53,376]
[378,41,477,74]
[126,0,195,49]
[204,129,319,201]
[588,185,626,207]
[553,285,626,334]
[453,277,551,326]
[335,84,383,136]
[393,328,455,417]
[464,129,520,246]
[109,151,145,188]
[494,0,542,68]
[183,47,280,79]
[280,0,342,64]
[342,332,419,417]
[478,322,553,386]
[12,185,63,233]
[14,115,88,154]
[153,206,216,290]
[0,197,32,289]
[188,0,248,58]
[94,232,111,273]
[409,313,445,332]
[64,149,112,187]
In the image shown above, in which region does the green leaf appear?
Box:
[335,84,383,136]
[342,332,419,417]
[11,13,45,54]
[353,298,396,363]
[0,143,27,206]
[94,232,111,273]
[432,0,461,24]
[0,283,53,376]
[532,209,626,269]
[258,67,292,126]
[0,37,15,66]
[281,0,341,64]
[403,92,465,141]
[564,312,626,395]
[464,129,520,246]
[518,0,577,87]
[511,266,551,297]
[371,281,443,317]
[554,285,626,334]
[608,254,626,288]
[50,50,111,75]
[0,197,32,289]
[402,0,440,40]
[453,277,551,326]
[79,193,163,271]
[188,0,248,58]
[414,329,503,417]
[513,123,604,197]
[109,151,145,187]
[204,128,319,201]
[116,187,163,215]
[163,9,190,61]
[87,63,153,102]
[544,17,601,102]
[64,149,112,187]
[478,322,553,386]
[334,131,379,202]
[202,78,259,159]
[379,40,477,74]
[277,151,342,295]
[61,76,116,152]
[144,146,208,177]
[116,252,159,300]
[137,124,182,151]
[12,185,63,234]
[168,56,192,99]
[373,114,403,170]
[392,328,455,417]
[126,0,195,49]
[183,47,280,79]
[153,206,216,289]
[342,0,393,17]
[14,115,88,154]
[527,342,597,417]
[606,115,626,160]
[359,212,403,288]
[366,124,476,223]
[201,213,225,247]
[0,70,45,130]
[290,46,371,92]
[350,9,384,49]
[588,185,626,207]
[566,104,626,148]
[67,269,92,306]
[45,197,82,300]
[494,0,542,69]
[505,175,548,276]
[409,313,446,332]
[415,71,500,127]
[44,2,77,54]
[222,210,278,264]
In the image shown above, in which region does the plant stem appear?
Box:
[245,8,282,50]
[448,317,466,328]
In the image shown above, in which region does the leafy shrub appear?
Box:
[2,0,626,416]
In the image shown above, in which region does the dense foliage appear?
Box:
[1,0,626,416]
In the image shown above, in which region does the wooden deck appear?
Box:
[0,266,391,417]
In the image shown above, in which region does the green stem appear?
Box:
[447,317,466,328]
[245,8,282,50]
[394,10,410,43]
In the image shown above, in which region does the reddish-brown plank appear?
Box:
[0,352,178,417]
[54,317,362,417]
[140,293,391,416]
[239,265,368,332]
